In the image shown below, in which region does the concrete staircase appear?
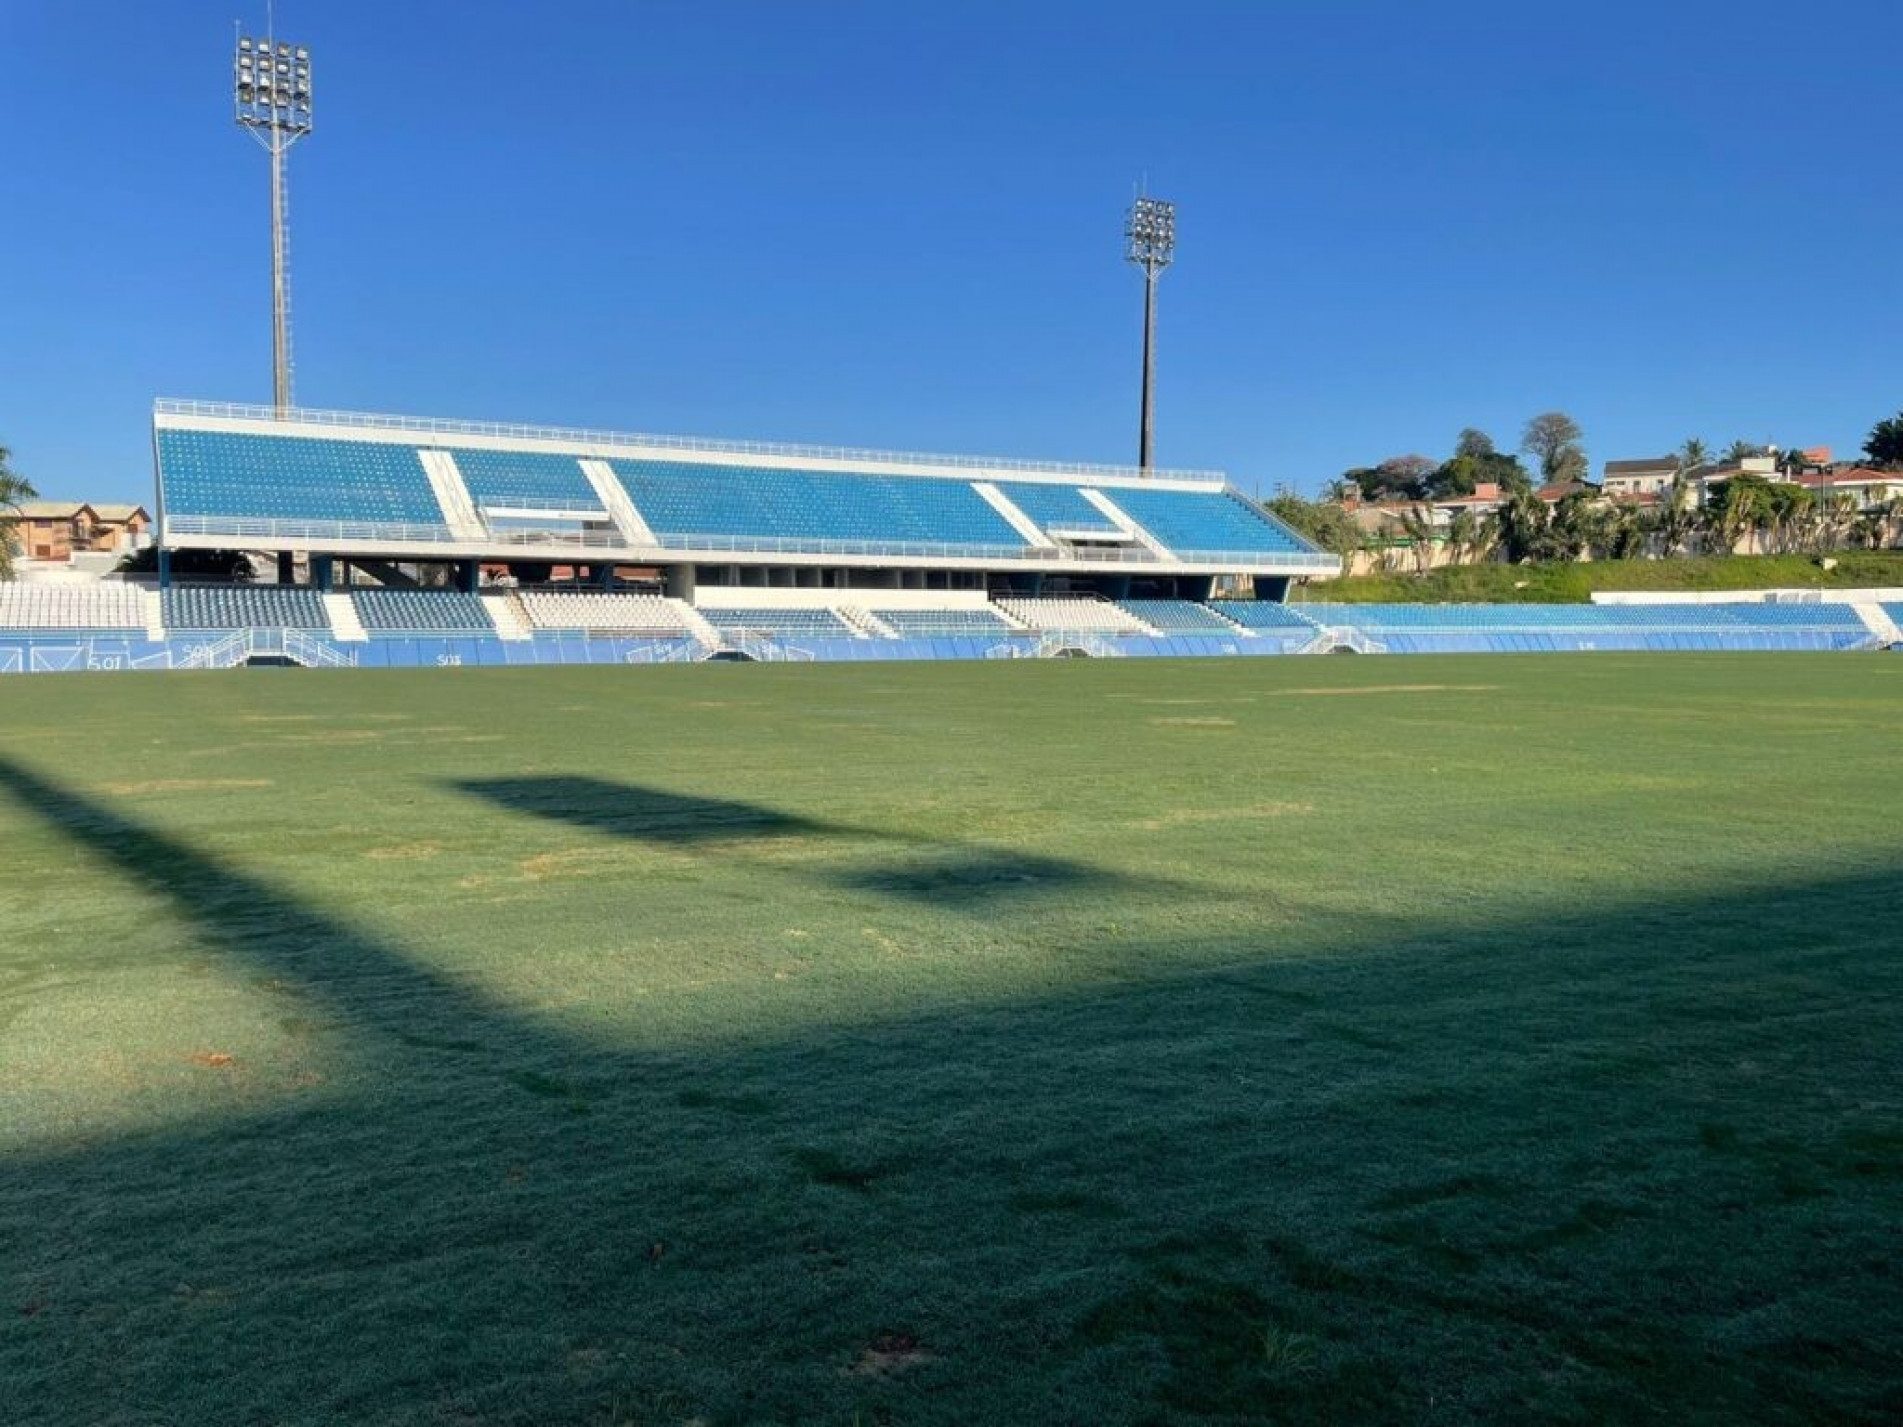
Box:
[1851,600,1902,646]
[669,600,724,652]
[482,593,534,642]
[420,450,489,540]
[139,587,166,640]
[836,605,896,639]
[323,593,369,642]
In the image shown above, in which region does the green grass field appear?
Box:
[3,655,1900,1425]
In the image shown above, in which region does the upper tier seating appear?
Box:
[698,607,856,639]
[1119,599,1237,633]
[163,584,329,630]
[1882,603,1903,630]
[447,448,602,511]
[1208,600,1318,631]
[351,589,494,634]
[517,592,694,635]
[157,430,444,528]
[869,607,1018,637]
[611,460,1024,552]
[997,598,1150,634]
[1100,487,1309,557]
[0,583,147,632]
[993,482,1123,535]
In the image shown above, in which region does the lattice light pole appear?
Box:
[1125,195,1175,472]
[234,31,313,416]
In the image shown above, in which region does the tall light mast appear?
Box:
[233,30,313,416]
[1124,196,1175,472]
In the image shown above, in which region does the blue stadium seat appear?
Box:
[870,608,1018,637]
[162,585,329,631]
[611,460,1025,553]
[1099,488,1309,557]
[351,589,495,635]
[1119,599,1237,632]
[992,482,1122,535]
[699,607,856,639]
[1208,600,1318,631]
[156,430,445,528]
[447,448,602,511]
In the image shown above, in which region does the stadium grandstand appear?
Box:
[0,400,1898,671]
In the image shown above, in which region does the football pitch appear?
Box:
[2,654,1899,1425]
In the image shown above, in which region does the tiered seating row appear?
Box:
[156,431,445,528]
[699,607,857,639]
[449,448,602,511]
[1099,488,1310,557]
[517,592,693,635]
[352,589,495,634]
[162,585,330,630]
[870,608,1018,637]
[1208,600,1318,631]
[997,598,1153,634]
[1120,599,1236,633]
[993,482,1123,535]
[0,583,147,631]
[612,460,1023,552]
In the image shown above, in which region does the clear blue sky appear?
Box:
[1,0,1896,504]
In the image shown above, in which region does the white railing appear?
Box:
[177,628,359,669]
[154,397,1226,484]
[986,631,1126,659]
[159,513,1337,570]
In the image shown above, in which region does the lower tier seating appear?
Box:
[517,591,694,635]
[1206,600,1318,631]
[162,584,330,630]
[699,607,855,639]
[352,589,494,634]
[0,583,147,631]
[996,598,1150,634]
[1119,599,1236,633]
[869,607,1018,637]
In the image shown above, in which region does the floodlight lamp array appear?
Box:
[235,35,312,133]
[1125,196,1176,267]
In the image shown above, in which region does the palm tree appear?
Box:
[1444,507,1480,567]
[1394,504,1439,574]
[0,445,40,580]
[1677,437,1710,475]
[1658,472,1700,556]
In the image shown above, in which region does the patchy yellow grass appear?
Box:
[96,778,272,796]
[1129,801,1315,831]
[1262,683,1500,697]
[1149,716,1237,728]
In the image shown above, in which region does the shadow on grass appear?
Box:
[452,773,1160,906]
[2,753,1900,1425]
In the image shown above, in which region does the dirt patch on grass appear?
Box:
[1263,684,1500,698]
[186,1051,236,1070]
[365,841,442,862]
[97,778,271,796]
[235,714,319,724]
[1150,716,1237,728]
[275,729,387,744]
[1132,801,1314,831]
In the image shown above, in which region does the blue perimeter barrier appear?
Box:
[0,626,1877,674]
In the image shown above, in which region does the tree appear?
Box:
[1393,504,1440,574]
[1677,437,1710,474]
[1340,455,1437,502]
[1264,493,1363,560]
[1723,439,1764,465]
[0,445,40,580]
[1454,427,1496,460]
[1864,411,1903,470]
[1658,472,1701,556]
[1494,488,1555,563]
[1520,411,1588,486]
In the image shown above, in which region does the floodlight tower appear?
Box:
[1125,195,1175,471]
[233,30,313,417]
